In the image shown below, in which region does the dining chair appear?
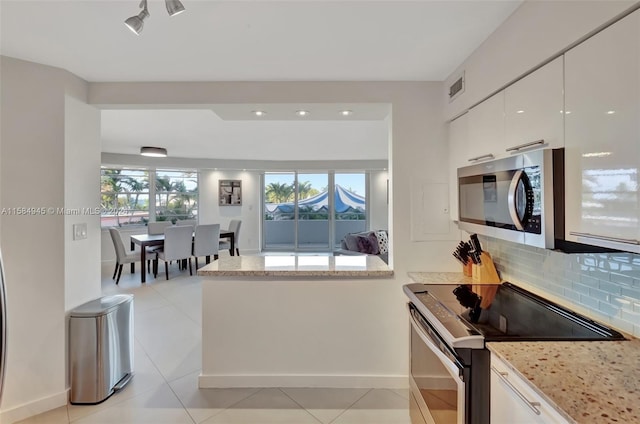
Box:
[220,219,242,256]
[176,219,197,229]
[109,227,141,284]
[193,224,220,269]
[147,221,173,235]
[155,225,194,280]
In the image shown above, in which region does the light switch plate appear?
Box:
[73,223,87,240]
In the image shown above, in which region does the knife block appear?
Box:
[472,252,501,308]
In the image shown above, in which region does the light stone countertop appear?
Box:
[406,272,640,424]
[197,254,393,277]
[488,340,640,424]
[407,271,473,284]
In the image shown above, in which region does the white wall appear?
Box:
[199,170,261,254]
[64,95,101,311]
[0,57,99,423]
[369,170,389,231]
[444,0,636,119]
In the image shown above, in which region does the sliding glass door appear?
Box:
[263,172,367,252]
[334,173,367,246]
[264,173,296,250]
[297,173,330,250]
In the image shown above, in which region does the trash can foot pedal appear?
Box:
[114,373,134,391]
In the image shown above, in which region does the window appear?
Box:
[101,168,150,227]
[101,167,198,227]
[263,171,367,250]
[155,170,198,222]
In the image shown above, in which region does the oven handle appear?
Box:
[409,309,464,381]
[491,366,541,415]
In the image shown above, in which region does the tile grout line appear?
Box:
[326,388,373,424]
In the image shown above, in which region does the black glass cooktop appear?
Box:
[413,282,625,342]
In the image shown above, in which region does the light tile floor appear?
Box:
[17,263,410,424]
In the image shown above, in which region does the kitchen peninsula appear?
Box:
[197,255,399,389]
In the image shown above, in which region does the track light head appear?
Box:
[165,0,186,17]
[124,0,150,35]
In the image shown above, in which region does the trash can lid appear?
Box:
[70,294,133,317]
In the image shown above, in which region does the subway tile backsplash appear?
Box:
[479,236,640,338]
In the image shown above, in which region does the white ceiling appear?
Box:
[0,0,522,161]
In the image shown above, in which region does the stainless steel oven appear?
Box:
[409,304,472,424]
[404,281,624,424]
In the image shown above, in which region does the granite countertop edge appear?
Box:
[197,269,394,278]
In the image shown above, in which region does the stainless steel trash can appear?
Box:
[69,294,134,404]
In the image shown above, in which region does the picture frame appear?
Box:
[219,180,242,206]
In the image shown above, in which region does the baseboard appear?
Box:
[0,389,68,424]
[198,373,409,389]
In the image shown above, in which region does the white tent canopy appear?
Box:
[265,185,365,214]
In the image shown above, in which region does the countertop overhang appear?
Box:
[197,255,393,278]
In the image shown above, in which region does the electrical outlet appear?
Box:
[73,223,87,240]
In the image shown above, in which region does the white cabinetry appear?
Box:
[462,57,564,165]
[491,353,570,424]
[504,56,564,153]
[564,10,640,253]
[448,112,468,221]
[466,91,504,163]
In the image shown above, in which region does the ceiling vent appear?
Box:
[449,72,465,102]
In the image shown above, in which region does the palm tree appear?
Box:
[297,181,320,200]
[120,175,149,224]
[266,182,294,203]
[101,169,123,226]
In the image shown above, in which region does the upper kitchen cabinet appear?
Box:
[564,9,640,253]
[466,91,505,164]
[504,57,564,153]
[448,112,468,221]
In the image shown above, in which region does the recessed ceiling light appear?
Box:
[340,110,353,116]
[516,110,525,114]
[606,110,616,115]
[296,110,309,117]
[252,110,266,117]
[582,152,612,158]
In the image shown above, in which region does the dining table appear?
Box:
[130,230,235,283]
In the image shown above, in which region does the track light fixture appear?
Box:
[165,0,186,17]
[124,0,186,35]
[140,147,168,157]
[124,0,149,35]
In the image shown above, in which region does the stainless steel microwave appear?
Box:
[457,149,564,249]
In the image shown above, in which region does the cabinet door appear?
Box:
[491,354,570,424]
[466,91,505,163]
[564,10,640,252]
[448,113,468,221]
[505,56,564,153]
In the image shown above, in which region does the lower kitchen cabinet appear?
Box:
[490,353,569,424]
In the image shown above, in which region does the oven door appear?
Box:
[409,305,468,424]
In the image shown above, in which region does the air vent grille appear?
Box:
[449,72,465,101]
